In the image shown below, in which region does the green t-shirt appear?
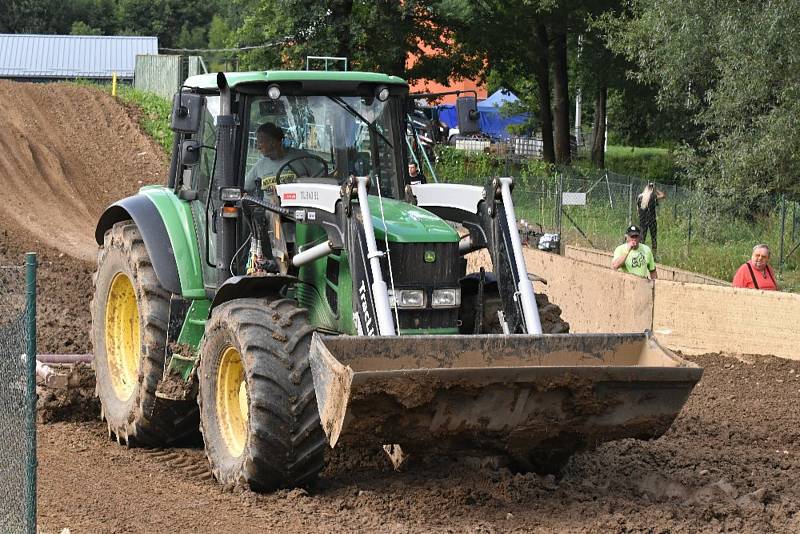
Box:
[613,243,656,278]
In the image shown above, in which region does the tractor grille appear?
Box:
[380,242,462,331]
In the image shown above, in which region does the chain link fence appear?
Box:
[434,153,800,290]
[0,254,37,534]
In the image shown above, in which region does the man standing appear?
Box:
[637,182,667,256]
[611,225,658,280]
[731,244,779,290]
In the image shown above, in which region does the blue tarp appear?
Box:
[437,88,529,140]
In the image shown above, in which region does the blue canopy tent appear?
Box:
[476,89,529,139]
[436,88,529,140]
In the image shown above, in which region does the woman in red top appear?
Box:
[732,244,779,290]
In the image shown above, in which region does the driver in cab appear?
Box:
[244,122,325,192]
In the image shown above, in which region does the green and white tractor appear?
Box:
[92,70,702,491]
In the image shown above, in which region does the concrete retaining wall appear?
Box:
[653,281,800,360]
[467,248,653,333]
[565,245,727,285]
[466,247,800,359]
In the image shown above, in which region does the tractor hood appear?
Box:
[366,196,459,243]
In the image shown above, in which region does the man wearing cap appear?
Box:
[611,225,658,279]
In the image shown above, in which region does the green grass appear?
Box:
[593,145,677,185]
[114,85,174,155]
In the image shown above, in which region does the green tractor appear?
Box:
[92,70,701,491]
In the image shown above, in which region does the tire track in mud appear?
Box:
[139,447,215,484]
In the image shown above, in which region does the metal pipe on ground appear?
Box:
[36,354,93,364]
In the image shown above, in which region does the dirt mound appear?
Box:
[37,363,99,423]
[0,80,168,353]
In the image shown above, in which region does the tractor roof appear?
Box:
[183,70,408,92]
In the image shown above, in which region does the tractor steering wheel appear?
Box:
[275,155,329,184]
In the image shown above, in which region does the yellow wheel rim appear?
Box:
[216,346,248,457]
[104,272,141,401]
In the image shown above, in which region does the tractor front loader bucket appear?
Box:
[309,332,702,461]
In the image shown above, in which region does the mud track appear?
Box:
[1,81,798,532]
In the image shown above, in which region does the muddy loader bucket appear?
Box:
[309,332,701,462]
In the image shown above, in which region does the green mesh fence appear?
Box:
[0,254,37,534]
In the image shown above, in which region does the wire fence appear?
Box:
[435,158,800,290]
[0,254,37,534]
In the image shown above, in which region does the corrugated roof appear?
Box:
[0,34,158,79]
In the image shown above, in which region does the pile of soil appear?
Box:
[36,363,99,423]
[0,80,168,353]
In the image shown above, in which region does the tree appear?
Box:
[606,0,800,217]
[70,21,103,35]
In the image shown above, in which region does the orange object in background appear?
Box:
[406,37,486,103]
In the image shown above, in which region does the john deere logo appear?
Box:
[424,250,436,263]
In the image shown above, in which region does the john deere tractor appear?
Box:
[92,70,702,491]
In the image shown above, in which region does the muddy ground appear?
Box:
[36,354,800,533]
[0,81,798,532]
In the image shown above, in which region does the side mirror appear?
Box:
[171,92,204,133]
[181,139,202,166]
[456,96,480,135]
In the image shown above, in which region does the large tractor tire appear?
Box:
[198,298,327,491]
[91,221,199,446]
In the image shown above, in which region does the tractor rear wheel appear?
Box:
[198,298,326,491]
[91,221,199,445]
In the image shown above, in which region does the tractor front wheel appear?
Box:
[198,298,326,491]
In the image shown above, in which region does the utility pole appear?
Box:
[574,35,583,147]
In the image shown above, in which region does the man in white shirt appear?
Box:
[244,122,325,191]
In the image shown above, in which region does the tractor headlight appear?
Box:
[432,288,461,308]
[388,289,425,309]
[376,85,390,102]
[267,84,281,100]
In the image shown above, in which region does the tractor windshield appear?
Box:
[243,95,400,198]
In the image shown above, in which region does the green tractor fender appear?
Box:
[209,274,299,314]
[95,187,205,299]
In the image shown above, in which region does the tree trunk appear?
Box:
[591,84,607,168]
[551,29,571,164]
[534,24,555,164]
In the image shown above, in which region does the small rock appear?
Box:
[506,512,514,520]
[700,469,710,476]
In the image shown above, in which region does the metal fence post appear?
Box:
[687,209,692,257]
[25,252,37,534]
[779,195,786,272]
[627,183,633,226]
